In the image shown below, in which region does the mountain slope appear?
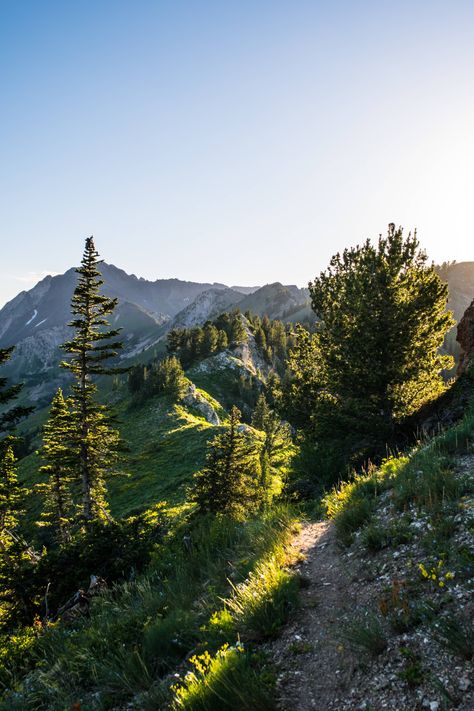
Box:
[272,403,474,711]
[169,287,243,329]
[237,282,310,320]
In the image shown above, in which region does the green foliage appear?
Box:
[0,444,24,537]
[36,389,75,543]
[0,513,164,630]
[361,516,413,552]
[323,457,404,544]
[0,347,33,439]
[167,312,246,368]
[0,626,38,690]
[252,394,291,504]
[170,644,276,710]
[0,506,297,709]
[189,407,263,519]
[343,614,388,656]
[223,555,299,640]
[60,237,124,522]
[128,355,187,404]
[434,614,474,660]
[398,647,425,687]
[287,224,454,483]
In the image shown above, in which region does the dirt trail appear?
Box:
[270,521,357,710]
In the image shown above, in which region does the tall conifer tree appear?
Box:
[61,237,123,522]
[37,389,75,543]
[190,406,261,518]
[0,444,24,542]
[0,347,32,546]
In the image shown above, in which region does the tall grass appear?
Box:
[323,399,474,544]
[0,505,299,710]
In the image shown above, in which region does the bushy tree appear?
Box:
[190,406,261,518]
[289,224,454,475]
[216,329,229,350]
[37,389,75,544]
[61,237,124,522]
[252,394,291,499]
[230,313,247,344]
[150,356,187,399]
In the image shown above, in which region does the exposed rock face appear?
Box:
[456,298,474,374]
[170,288,242,329]
[182,383,220,425]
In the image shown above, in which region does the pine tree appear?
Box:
[230,312,247,344]
[217,329,229,350]
[0,347,32,547]
[61,237,124,522]
[252,394,291,499]
[251,393,271,430]
[203,324,219,354]
[37,389,75,543]
[255,327,267,350]
[190,406,261,518]
[0,347,33,441]
[291,224,454,475]
[0,444,24,546]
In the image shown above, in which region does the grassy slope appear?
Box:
[319,400,474,708]
[3,361,303,711]
[18,391,223,527]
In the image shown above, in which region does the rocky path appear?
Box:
[270,467,473,711]
[269,520,355,710]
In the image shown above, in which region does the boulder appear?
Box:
[182,383,220,425]
[457,298,474,374]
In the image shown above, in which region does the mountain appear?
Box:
[2,261,474,407]
[0,266,237,404]
[169,287,243,329]
[237,282,310,320]
[0,263,229,348]
[0,266,310,406]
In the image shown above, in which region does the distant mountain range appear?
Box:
[0,263,309,405]
[1,260,473,407]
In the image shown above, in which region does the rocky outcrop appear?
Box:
[169,288,243,329]
[457,298,474,374]
[182,383,220,425]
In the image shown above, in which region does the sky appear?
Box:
[1,0,474,306]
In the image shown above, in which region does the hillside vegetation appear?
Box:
[0,227,473,710]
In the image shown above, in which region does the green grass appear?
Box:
[18,394,222,526]
[222,555,300,640]
[0,506,299,710]
[323,398,474,545]
[343,614,388,656]
[434,614,474,660]
[170,645,276,710]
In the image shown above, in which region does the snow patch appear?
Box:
[25,309,38,326]
[34,318,48,328]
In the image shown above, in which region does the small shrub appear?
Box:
[343,614,387,656]
[434,614,474,660]
[361,522,388,551]
[334,498,374,546]
[398,647,425,687]
[143,609,200,669]
[323,457,406,545]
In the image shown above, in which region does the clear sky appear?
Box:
[1,0,473,306]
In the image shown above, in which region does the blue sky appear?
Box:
[1,0,473,306]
